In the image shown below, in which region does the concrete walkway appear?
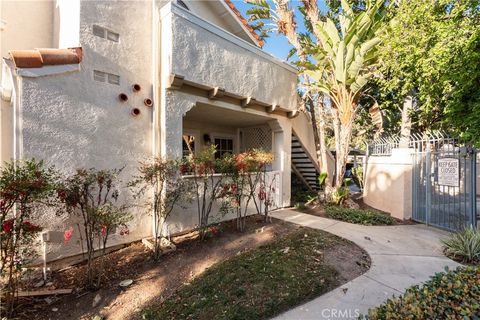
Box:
[271,209,460,320]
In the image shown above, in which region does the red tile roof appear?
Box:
[9,47,82,68]
[223,0,264,47]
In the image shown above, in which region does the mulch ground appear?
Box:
[12,215,370,320]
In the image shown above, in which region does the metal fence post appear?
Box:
[425,143,432,226]
[470,149,477,228]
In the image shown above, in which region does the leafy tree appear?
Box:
[378,0,480,143]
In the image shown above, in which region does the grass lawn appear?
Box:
[141,228,348,320]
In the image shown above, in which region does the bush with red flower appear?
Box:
[57,168,131,289]
[181,145,229,240]
[219,149,273,231]
[129,157,189,260]
[0,159,59,316]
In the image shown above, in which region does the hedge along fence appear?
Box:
[365,266,480,319]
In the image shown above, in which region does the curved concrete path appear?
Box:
[271,209,460,320]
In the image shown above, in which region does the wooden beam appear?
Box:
[169,74,185,90]
[241,96,256,108]
[266,104,278,113]
[208,87,226,99]
[287,110,299,118]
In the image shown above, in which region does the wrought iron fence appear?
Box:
[367,131,477,231]
[367,132,457,156]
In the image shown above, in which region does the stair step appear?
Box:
[295,163,316,168]
[292,159,312,163]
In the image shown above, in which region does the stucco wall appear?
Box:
[0,0,54,163]
[0,0,54,64]
[363,148,413,220]
[165,5,298,111]
[16,0,154,261]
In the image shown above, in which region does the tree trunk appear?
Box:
[307,96,334,191]
[332,103,355,189]
[399,94,413,148]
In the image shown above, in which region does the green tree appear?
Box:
[378,0,480,143]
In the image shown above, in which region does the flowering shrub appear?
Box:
[0,159,59,315]
[181,145,226,240]
[57,168,131,289]
[220,149,273,231]
[129,157,189,260]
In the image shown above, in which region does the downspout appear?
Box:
[151,0,161,239]
[151,0,160,157]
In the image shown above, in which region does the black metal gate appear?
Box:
[412,141,477,232]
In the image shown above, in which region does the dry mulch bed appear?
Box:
[14,215,369,320]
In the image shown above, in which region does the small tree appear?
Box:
[181,146,227,240]
[220,150,273,231]
[256,163,276,223]
[57,168,131,289]
[0,159,59,316]
[129,158,188,260]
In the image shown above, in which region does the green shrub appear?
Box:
[325,206,396,226]
[365,266,480,319]
[330,187,350,205]
[442,226,480,264]
[291,190,317,205]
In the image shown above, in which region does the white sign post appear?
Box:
[437,158,459,187]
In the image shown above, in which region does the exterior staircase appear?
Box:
[291,134,320,191]
[291,111,336,193]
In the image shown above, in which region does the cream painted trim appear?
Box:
[16,64,81,78]
[163,3,297,74]
[168,73,294,113]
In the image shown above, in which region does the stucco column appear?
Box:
[269,119,292,208]
[162,91,195,159]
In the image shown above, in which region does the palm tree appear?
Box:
[247,0,387,191]
[306,0,387,188]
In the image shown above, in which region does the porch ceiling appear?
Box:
[184,103,272,127]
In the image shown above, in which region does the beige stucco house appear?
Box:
[0,0,320,261]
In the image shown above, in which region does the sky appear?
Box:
[232,1,328,62]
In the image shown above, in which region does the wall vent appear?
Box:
[93,70,120,85]
[92,24,119,42]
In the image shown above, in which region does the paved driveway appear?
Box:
[271,209,460,320]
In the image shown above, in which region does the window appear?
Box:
[93,70,120,86]
[92,24,119,42]
[214,138,234,159]
[182,134,195,158]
